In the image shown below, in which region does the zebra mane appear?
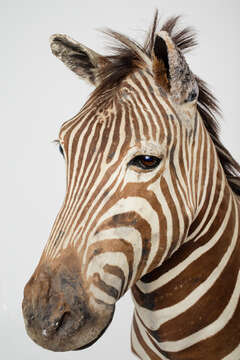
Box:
[94,12,240,197]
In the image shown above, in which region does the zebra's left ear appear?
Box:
[152,31,198,104]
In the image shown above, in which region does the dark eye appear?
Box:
[59,144,64,157]
[128,155,161,170]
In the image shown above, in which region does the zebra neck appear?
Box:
[131,188,240,359]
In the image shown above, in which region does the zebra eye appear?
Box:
[128,155,161,170]
[59,144,64,157]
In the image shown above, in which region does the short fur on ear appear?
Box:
[152,31,198,104]
[50,34,108,86]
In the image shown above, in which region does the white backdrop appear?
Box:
[1,0,240,359]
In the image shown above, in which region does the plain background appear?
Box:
[1,0,240,359]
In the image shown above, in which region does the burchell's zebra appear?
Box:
[22,13,240,360]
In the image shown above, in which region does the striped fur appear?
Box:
[23,14,240,359]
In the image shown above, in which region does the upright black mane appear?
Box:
[93,12,240,196]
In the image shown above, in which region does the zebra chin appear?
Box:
[22,249,115,352]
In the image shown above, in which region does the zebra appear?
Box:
[22,13,240,360]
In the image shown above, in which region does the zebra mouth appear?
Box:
[73,309,115,351]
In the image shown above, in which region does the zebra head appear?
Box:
[23,25,201,352]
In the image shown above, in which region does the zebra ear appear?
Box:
[152,31,198,104]
[50,34,108,86]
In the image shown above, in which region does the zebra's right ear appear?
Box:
[50,34,108,86]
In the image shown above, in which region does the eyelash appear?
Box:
[59,144,64,157]
[53,139,64,157]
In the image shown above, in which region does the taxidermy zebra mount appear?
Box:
[22,12,240,360]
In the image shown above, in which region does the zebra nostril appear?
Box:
[55,311,71,332]
[41,311,71,338]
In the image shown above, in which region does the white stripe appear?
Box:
[89,284,116,305]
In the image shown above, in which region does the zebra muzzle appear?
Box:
[22,249,115,351]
